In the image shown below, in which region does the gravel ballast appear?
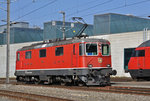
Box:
[0,96,17,101]
[0,84,150,101]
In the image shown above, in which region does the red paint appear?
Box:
[16,41,111,70]
[128,47,150,70]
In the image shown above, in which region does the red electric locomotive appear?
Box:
[128,40,150,80]
[15,38,116,86]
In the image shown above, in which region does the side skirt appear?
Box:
[129,69,150,80]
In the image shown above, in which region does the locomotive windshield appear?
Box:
[86,43,98,56]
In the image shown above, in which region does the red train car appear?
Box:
[128,40,150,80]
[15,38,116,86]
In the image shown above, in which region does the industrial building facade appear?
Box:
[0,22,43,45]
[94,13,150,35]
[0,13,150,77]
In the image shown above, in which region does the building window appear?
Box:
[86,43,97,56]
[25,51,31,59]
[102,44,109,55]
[39,49,46,57]
[17,53,20,61]
[55,47,63,56]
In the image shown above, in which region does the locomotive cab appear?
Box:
[77,41,116,85]
[128,40,150,80]
[79,42,111,68]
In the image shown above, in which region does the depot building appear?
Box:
[0,13,150,77]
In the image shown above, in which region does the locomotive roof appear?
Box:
[138,40,150,47]
[18,38,109,51]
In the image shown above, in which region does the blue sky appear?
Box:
[1,0,150,28]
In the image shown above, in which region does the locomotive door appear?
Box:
[72,44,77,67]
[16,52,22,69]
[137,50,145,69]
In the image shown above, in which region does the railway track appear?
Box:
[48,85,150,96]
[15,82,150,96]
[90,86,150,96]
[1,79,150,98]
[0,89,72,101]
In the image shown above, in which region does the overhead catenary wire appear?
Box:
[65,0,114,19]
[1,0,150,47]
[79,0,150,18]
[12,0,51,14]
[63,0,99,12]
[12,0,33,13]
[18,0,102,23]
[1,0,150,29]
[22,0,150,26]
[12,0,58,21]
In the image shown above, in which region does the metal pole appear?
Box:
[62,12,65,39]
[6,0,10,84]
[60,11,65,39]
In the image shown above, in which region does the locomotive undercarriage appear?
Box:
[129,69,150,81]
[15,68,116,86]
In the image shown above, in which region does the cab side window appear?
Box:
[102,44,109,55]
[17,53,20,61]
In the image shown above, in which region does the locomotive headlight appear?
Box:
[107,64,111,67]
[88,64,93,68]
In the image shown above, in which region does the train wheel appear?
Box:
[47,78,53,85]
[78,83,84,86]
[34,81,40,85]
[60,82,66,86]
[78,82,85,86]
[33,77,40,85]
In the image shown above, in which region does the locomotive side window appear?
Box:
[102,44,109,55]
[55,47,63,56]
[132,50,145,57]
[25,51,31,59]
[138,50,145,57]
[17,53,20,61]
[79,43,85,56]
[86,43,98,56]
[39,49,46,57]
